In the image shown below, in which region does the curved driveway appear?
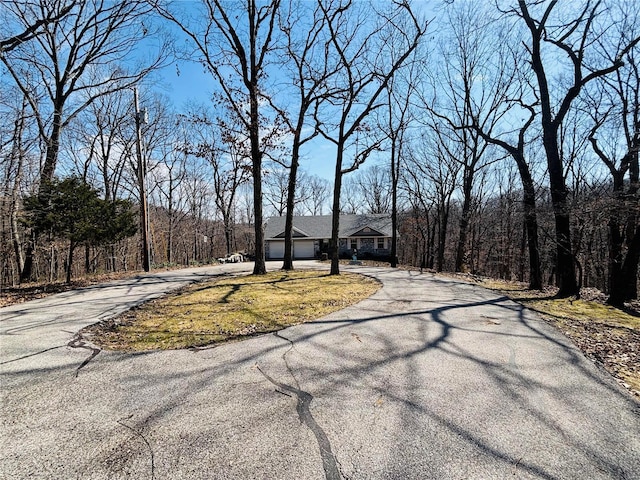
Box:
[1,262,639,479]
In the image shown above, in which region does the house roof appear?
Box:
[265,214,393,239]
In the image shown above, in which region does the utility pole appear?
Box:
[134,87,150,272]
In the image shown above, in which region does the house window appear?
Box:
[377,238,385,250]
[350,239,357,251]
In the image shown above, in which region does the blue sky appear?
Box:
[156,58,341,182]
[145,0,433,184]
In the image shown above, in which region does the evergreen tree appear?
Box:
[23,177,137,283]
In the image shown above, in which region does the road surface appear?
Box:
[1,262,638,479]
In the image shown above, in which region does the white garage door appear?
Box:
[294,240,315,259]
[269,241,284,259]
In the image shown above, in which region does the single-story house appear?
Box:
[264,214,393,260]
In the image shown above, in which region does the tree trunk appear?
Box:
[36,108,62,294]
[20,237,35,283]
[520,0,578,297]
[455,174,473,272]
[620,225,640,301]
[390,138,398,268]
[85,243,90,274]
[519,217,527,282]
[620,152,640,301]
[330,145,345,276]
[436,205,449,273]
[543,130,579,296]
[167,219,173,264]
[607,197,640,305]
[66,240,75,284]
[224,223,233,256]
[248,0,266,276]
[418,223,427,271]
[8,103,26,281]
[428,220,436,269]
[110,244,117,272]
[283,137,301,271]
[519,164,542,290]
[250,94,266,275]
[41,108,63,185]
[607,216,625,305]
[10,200,24,278]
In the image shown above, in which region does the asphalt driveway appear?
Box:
[1,262,638,479]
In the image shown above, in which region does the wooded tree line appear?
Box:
[1,0,638,307]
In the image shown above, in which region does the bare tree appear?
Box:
[1,98,31,281]
[2,0,168,280]
[154,0,282,275]
[400,178,436,271]
[212,114,252,256]
[263,168,327,218]
[263,167,290,217]
[455,11,543,289]
[340,177,363,214]
[350,165,392,214]
[180,168,214,264]
[586,2,640,305]
[182,105,252,256]
[297,173,330,215]
[423,3,509,274]
[67,91,133,202]
[64,91,138,273]
[404,130,460,272]
[277,0,338,270]
[380,48,420,267]
[1,0,168,186]
[472,106,543,289]
[0,0,74,53]
[317,0,426,275]
[514,0,640,297]
[150,125,190,265]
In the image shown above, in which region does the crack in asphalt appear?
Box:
[0,345,65,365]
[117,414,155,480]
[256,332,341,480]
[67,334,100,377]
[335,456,353,480]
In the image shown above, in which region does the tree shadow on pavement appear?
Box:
[2,267,638,479]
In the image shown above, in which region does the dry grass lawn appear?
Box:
[85,270,381,351]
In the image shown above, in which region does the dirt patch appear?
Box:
[545,314,640,396]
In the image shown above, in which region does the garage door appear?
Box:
[294,240,315,259]
[269,241,284,259]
